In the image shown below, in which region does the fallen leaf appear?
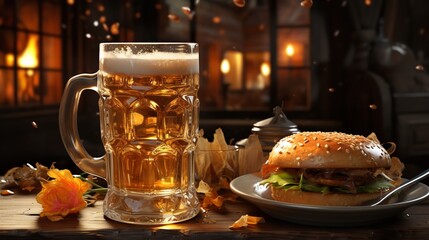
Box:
[229,214,265,229]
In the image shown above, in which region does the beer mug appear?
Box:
[59,43,200,224]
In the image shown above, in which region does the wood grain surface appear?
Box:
[1,194,429,239]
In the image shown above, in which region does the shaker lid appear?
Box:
[252,106,299,134]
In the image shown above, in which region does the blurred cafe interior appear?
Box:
[0,0,428,178]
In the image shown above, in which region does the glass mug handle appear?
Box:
[59,72,106,178]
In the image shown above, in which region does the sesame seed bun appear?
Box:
[267,132,391,169]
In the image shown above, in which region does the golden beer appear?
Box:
[98,72,199,192]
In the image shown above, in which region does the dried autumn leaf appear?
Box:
[181,6,195,20]
[233,0,245,8]
[210,195,224,208]
[196,180,211,194]
[168,14,180,22]
[300,0,313,8]
[229,214,265,229]
[1,189,14,196]
[197,180,224,209]
[2,163,49,192]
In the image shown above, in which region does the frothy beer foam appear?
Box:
[101,51,199,75]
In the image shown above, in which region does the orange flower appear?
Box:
[36,168,92,221]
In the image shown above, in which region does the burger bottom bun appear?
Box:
[270,186,396,206]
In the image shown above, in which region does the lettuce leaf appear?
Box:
[260,171,329,194]
[260,172,298,188]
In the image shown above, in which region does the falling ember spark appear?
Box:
[334,30,340,37]
[212,16,221,24]
[67,0,75,5]
[135,12,141,19]
[106,35,112,40]
[93,20,99,27]
[155,3,163,10]
[31,121,38,128]
[328,88,335,93]
[97,4,105,12]
[110,23,120,35]
[233,0,245,8]
[416,65,425,71]
[181,7,195,20]
[369,104,377,110]
[99,16,106,23]
[341,0,347,7]
[364,0,372,6]
[300,0,313,8]
[85,33,92,39]
[168,14,180,22]
[102,23,109,31]
[419,28,426,35]
[85,9,91,16]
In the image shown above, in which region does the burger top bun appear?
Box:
[268,132,391,169]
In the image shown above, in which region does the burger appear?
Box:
[260,131,404,206]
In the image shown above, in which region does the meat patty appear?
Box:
[303,168,376,193]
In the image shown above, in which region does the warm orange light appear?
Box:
[220,58,230,74]
[260,62,270,77]
[17,35,40,102]
[5,53,14,67]
[18,35,39,69]
[285,44,295,57]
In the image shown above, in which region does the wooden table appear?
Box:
[1,194,429,239]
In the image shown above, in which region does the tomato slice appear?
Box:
[260,163,279,179]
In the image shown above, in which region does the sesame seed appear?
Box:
[337,147,342,151]
[296,157,301,161]
[345,149,350,154]
[317,143,320,148]
[324,144,329,149]
[299,143,304,147]
[308,153,312,156]
[293,145,297,149]
[313,137,318,140]
[326,150,330,154]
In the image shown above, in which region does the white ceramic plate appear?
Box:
[230,173,429,227]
